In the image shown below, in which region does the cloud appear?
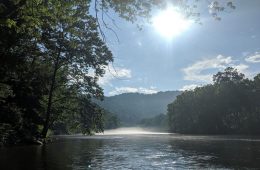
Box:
[233,64,249,73]
[182,55,233,83]
[245,53,260,63]
[108,86,158,96]
[180,84,202,91]
[98,65,132,86]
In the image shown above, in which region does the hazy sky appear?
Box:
[95,0,260,96]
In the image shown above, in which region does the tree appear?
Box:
[103,110,120,130]
[213,67,245,84]
[32,0,113,138]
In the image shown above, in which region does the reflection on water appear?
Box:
[1,128,260,169]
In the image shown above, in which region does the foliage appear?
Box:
[103,110,120,129]
[0,0,113,145]
[139,113,168,130]
[95,0,235,28]
[167,67,260,135]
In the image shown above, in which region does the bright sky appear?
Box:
[96,0,260,96]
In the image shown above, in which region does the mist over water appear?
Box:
[97,127,171,135]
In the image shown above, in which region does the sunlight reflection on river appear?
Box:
[1,127,260,169]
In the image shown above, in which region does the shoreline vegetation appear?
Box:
[1,67,260,146]
[0,67,260,145]
[168,67,260,135]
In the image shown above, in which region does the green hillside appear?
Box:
[96,91,181,126]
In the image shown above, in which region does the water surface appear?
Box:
[1,128,260,169]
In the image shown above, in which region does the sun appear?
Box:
[152,6,192,39]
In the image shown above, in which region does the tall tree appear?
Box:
[36,0,113,137]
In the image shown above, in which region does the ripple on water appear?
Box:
[1,130,260,169]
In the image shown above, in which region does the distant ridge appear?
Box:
[96,91,182,125]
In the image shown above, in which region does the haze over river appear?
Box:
[1,128,260,169]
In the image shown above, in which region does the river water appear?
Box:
[1,128,260,169]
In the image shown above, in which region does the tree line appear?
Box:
[167,67,260,134]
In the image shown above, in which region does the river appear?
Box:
[1,127,260,169]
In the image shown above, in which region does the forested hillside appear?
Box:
[96,91,181,125]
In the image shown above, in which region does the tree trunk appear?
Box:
[41,56,59,138]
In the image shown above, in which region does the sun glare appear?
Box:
[152,6,192,39]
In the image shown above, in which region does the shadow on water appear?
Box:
[0,139,104,170]
[1,127,260,169]
[166,136,260,169]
